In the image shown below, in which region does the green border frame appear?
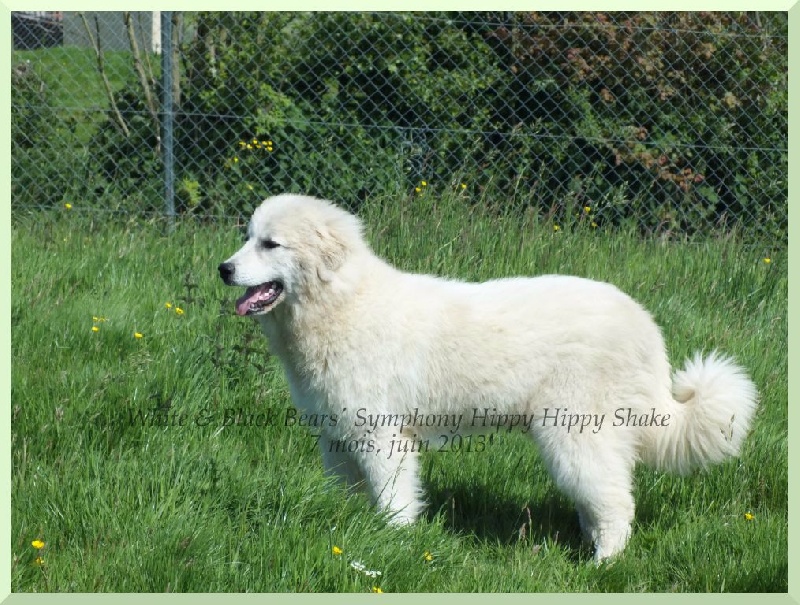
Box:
[2,2,795,601]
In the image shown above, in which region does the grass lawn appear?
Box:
[13,46,140,110]
[10,197,787,592]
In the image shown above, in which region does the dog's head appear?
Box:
[218,194,364,316]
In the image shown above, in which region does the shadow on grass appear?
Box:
[423,482,592,563]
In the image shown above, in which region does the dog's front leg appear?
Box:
[358,429,426,525]
[319,433,365,491]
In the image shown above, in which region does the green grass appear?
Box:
[10,196,787,592]
[13,47,142,110]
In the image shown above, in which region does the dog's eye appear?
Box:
[261,239,280,250]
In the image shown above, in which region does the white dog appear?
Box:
[219,194,757,562]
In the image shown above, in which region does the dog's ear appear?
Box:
[315,223,348,282]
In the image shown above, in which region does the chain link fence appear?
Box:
[11,11,788,242]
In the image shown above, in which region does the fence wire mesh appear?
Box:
[11,11,788,242]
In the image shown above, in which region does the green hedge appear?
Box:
[12,12,787,240]
[11,61,82,210]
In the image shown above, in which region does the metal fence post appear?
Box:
[161,11,175,226]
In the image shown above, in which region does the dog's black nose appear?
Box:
[218,262,235,283]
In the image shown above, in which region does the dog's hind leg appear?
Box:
[575,486,635,563]
[534,431,636,563]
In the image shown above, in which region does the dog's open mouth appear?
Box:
[235,282,284,316]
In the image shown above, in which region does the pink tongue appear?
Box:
[236,286,265,316]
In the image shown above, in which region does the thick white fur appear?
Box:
[221,194,758,562]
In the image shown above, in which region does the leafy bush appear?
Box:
[88,84,164,213]
[172,12,507,214]
[11,60,82,209]
[481,12,787,237]
[73,11,786,239]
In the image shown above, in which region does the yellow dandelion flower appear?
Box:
[34,556,45,566]
[591,222,598,228]
[239,141,246,147]
[423,551,433,561]
[134,332,143,339]
[246,144,253,150]
[553,225,561,232]
[64,203,73,210]
[332,545,343,555]
[763,258,771,264]
[267,140,273,146]
[31,540,45,549]
[165,302,173,309]
[460,183,467,190]
[584,206,591,213]
[421,180,427,187]
[233,157,239,163]
[252,138,258,144]
[175,307,185,315]
[261,140,268,146]
[745,512,755,521]
[415,187,422,193]
[372,586,383,593]
[92,326,100,333]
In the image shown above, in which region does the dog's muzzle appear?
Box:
[218,261,285,316]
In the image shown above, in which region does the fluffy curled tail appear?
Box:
[647,351,758,475]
